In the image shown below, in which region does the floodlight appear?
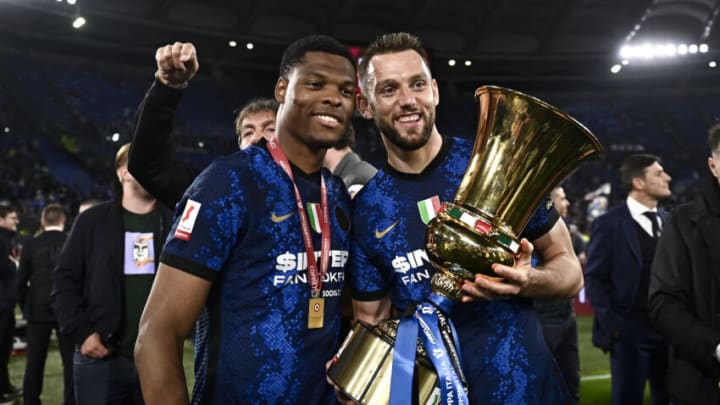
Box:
[72,16,86,29]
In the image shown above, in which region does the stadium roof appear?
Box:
[2,0,720,90]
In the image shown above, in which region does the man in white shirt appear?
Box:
[585,154,672,405]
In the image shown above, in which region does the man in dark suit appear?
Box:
[649,125,720,404]
[18,204,75,405]
[0,204,20,404]
[585,154,672,405]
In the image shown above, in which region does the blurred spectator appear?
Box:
[533,186,581,403]
[17,203,75,405]
[649,124,720,404]
[0,205,20,403]
[585,154,672,405]
[52,143,172,404]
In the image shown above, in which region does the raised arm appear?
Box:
[135,263,211,405]
[129,42,200,209]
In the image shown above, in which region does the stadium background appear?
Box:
[2,0,719,403]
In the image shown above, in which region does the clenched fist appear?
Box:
[155,41,199,89]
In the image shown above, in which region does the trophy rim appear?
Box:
[474,85,604,155]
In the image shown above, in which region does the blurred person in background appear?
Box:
[649,124,720,404]
[52,143,172,404]
[0,205,20,404]
[533,185,581,403]
[17,203,75,405]
[585,154,672,405]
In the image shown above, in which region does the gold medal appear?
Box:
[308,297,325,329]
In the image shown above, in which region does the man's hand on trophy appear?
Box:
[155,41,199,89]
[460,238,534,302]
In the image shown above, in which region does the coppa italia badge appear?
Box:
[175,199,202,241]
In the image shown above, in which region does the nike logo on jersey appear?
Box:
[271,211,295,223]
[375,220,399,239]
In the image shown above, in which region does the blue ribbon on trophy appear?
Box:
[390,293,468,405]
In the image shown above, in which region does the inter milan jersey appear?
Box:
[349,136,568,404]
[161,143,351,405]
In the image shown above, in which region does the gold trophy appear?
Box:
[328,86,603,404]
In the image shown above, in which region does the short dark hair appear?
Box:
[620,154,661,190]
[358,32,430,92]
[333,123,356,150]
[234,98,278,137]
[709,122,720,155]
[42,203,66,226]
[0,205,16,219]
[279,35,355,79]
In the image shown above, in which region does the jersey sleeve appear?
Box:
[160,159,246,281]
[347,228,389,302]
[521,197,559,242]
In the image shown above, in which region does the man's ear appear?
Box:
[117,167,126,184]
[432,78,439,107]
[275,77,287,103]
[357,93,374,120]
[632,176,645,191]
[709,156,719,179]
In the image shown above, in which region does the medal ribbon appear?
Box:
[390,293,468,405]
[267,138,331,297]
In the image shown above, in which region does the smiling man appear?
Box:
[586,154,672,405]
[134,36,356,404]
[346,32,581,404]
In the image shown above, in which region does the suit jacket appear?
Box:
[649,178,720,404]
[18,230,67,323]
[585,202,668,350]
[52,201,172,345]
[0,228,17,312]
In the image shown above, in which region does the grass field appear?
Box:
[7,316,649,404]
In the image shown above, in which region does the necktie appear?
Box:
[643,211,660,238]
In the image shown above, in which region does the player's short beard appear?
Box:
[376,109,435,151]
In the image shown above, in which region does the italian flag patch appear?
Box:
[307,202,322,233]
[417,196,441,225]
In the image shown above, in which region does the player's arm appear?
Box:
[135,264,211,405]
[352,297,392,325]
[462,219,582,301]
[129,42,200,209]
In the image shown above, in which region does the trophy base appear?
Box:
[327,321,439,405]
[430,264,505,301]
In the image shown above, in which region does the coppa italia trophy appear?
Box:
[327,86,603,404]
